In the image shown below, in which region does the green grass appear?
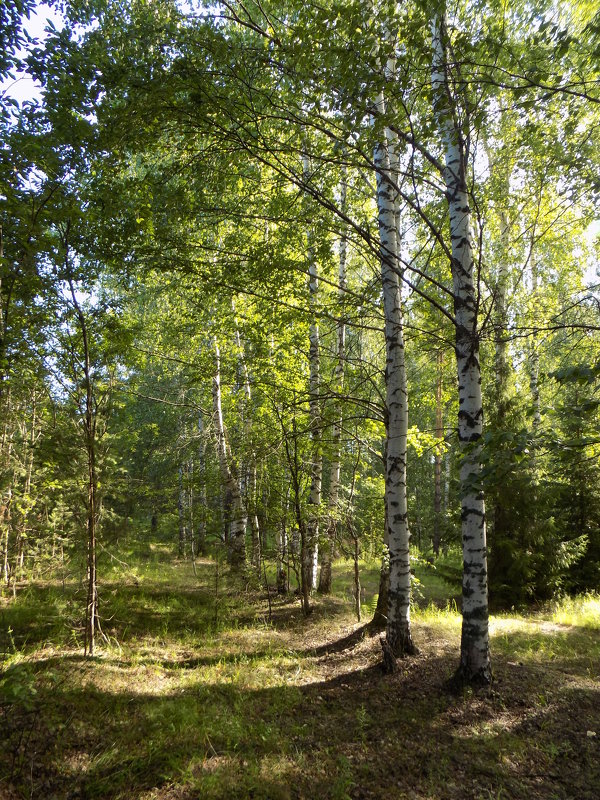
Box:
[1,548,599,800]
[550,592,600,627]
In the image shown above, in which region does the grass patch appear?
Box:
[550,592,600,628]
[1,547,598,800]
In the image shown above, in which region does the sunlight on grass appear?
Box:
[2,547,599,800]
[414,600,462,630]
[550,592,600,627]
[490,612,600,676]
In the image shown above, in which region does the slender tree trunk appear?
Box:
[196,411,207,555]
[303,153,322,592]
[529,257,542,429]
[286,413,311,614]
[373,80,415,656]
[319,168,348,594]
[373,553,390,629]
[353,534,361,622]
[494,203,511,418]
[431,10,491,685]
[277,485,289,593]
[14,401,36,584]
[67,275,99,658]
[233,312,261,571]
[178,463,186,557]
[2,488,12,587]
[212,337,247,570]
[372,450,391,631]
[1,387,12,587]
[433,350,444,556]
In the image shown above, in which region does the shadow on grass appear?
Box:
[2,565,599,799]
[301,622,377,657]
[2,642,599,800]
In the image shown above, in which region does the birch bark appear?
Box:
[373,77,415,655]
[303,152,322,592]
[433,350,444,556]
[431,9,491,684]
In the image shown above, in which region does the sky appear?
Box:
[2,2,64,106]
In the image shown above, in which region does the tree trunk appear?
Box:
[67,275,99,658]
[233,307,261,571]
[1,387,13,587]
[212,337,247,570]
[277,485,289,594]
[373,81,415,657]
[319,168,348,594]
[353,534,361,622]
[196,411,207,555]
[529,256,542,436]
[277,401,311,613]
[433,350,444,556]
[431,9,491,685]
[303,153,322,592]
[178,463,187,557]
[2,488,12,588]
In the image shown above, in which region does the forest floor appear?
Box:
[1,544,599,800]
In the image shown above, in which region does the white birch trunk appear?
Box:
[529,255,542,484]
[212,337,247,569]
[433,350,444,556]
[373,83,415,656]
[432,11,491,684]
[303,152,322,592]
[373,441,390,629]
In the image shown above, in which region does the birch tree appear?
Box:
[373,14,415,657]
[431,5,491,684]
[303,152,323,592]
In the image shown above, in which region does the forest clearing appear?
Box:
[1,546,599,800]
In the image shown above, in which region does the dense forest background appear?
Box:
[2,0,600,680]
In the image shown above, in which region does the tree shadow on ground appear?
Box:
[2,619,599,800]
[300,622,378,657]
